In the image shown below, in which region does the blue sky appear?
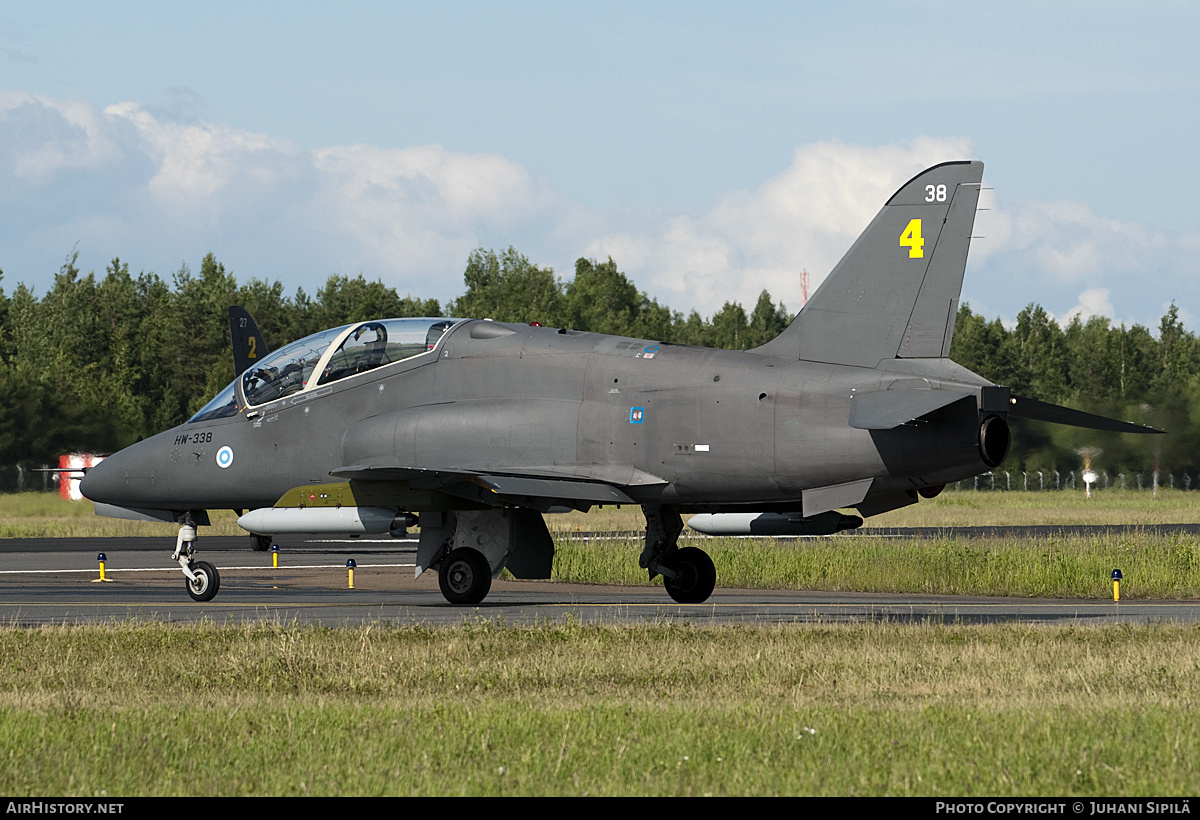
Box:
[3,1,1199,330]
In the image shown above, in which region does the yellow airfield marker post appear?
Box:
[92,552,113,583]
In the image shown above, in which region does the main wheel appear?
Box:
[662,547,716,604]
[438,548,492,605]
[185,561,221,602]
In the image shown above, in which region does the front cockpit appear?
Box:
[189,317,462,423]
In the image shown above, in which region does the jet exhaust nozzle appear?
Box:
[978,414,1011,468]
[238,506,403,536]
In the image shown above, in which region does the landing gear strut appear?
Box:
[640,505,717,604]
[174,521,221,602]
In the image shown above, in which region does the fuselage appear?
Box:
[81,317,998,517]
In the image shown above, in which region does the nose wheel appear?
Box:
[185,560,221,602]
[174,521,222,602]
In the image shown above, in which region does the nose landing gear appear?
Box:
[185,560,221,602]
[174,521,221,602]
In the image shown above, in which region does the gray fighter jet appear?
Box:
[80,161,1159,606]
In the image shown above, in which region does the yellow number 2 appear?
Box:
[900,218,924,259]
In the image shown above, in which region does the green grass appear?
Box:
[870,487,1200,528]
[7,490,1200,598]
[5,492,1199,796]
[549,487,1200,531]
[552,531,1200,599]
[1,620,1197,796]
[0,493,245,538]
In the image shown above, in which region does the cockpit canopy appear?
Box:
[189,317,461,423]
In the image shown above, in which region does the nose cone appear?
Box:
[79,439,164,506]
[78,449,123,505]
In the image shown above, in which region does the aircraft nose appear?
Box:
[78,452,121,504]
[79,441,157,505]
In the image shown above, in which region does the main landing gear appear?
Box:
[174,522,221,602]
[640,505,717,604]
[438,547,492,606]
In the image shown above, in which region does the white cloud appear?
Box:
[309,143,562,275]
[105,101,300,203]
[1060,288,1115,324]
[586,137,975,313]
[2,87,1196,330]
[0,89,122,179]
[1000,199,1163,283]
[1,92,568,298]
[965,194,1182,328]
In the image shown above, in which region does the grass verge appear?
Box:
[553,532,1200,599]
[1,620,1197,796]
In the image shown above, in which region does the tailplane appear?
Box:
[753,161,984,367]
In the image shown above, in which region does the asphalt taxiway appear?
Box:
[2,528,1198,627]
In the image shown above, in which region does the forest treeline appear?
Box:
[0,246,1194,477]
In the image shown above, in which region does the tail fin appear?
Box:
[228,305,269,376]
[752,161,984,367]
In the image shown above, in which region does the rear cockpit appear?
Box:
[189,317,462,423]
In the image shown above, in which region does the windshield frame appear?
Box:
[238,324,351,409]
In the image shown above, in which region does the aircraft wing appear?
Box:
[329,464,657,505]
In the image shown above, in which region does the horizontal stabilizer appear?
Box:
[1008,396,1163,435]
[849,389,972,430]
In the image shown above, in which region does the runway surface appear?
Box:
[3,526,1198,627]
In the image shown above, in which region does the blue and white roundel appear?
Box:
[216,446,234,469]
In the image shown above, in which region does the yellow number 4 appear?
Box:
[900,218,924,258]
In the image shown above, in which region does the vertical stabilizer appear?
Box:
[229,305,269,377]
[752,161,983,366]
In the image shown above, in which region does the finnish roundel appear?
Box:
[216,446,234,469]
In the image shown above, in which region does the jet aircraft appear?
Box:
[80,161,1160,606]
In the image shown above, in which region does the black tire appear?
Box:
[185,561,221,602]
[438,548,492,605]
[251,534,272,552]
[662,547,716,604]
